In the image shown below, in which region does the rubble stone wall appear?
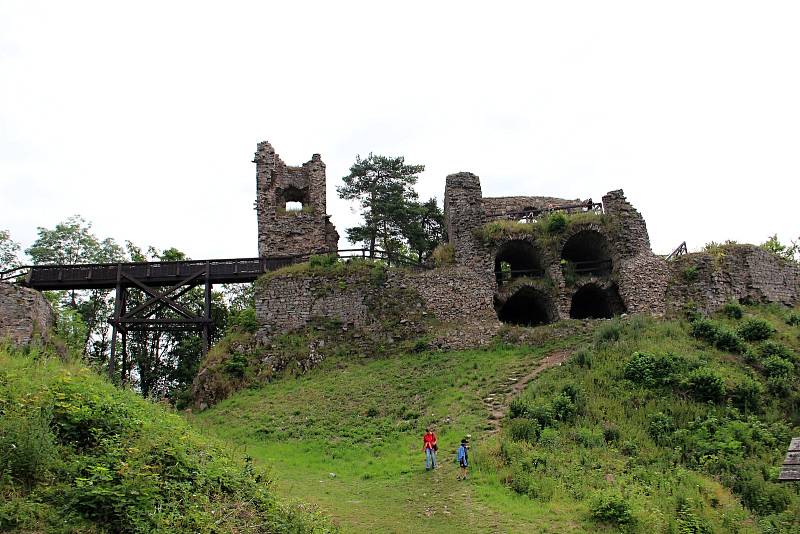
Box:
[665,245,800,316]
[255,265,497,343]
[254,141,339,258]
[0,283,54,346]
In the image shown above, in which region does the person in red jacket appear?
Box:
[423,427,437,470]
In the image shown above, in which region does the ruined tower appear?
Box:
[254,141,339,257]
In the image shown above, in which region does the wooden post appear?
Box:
[202,262,211,356]
[108,264,122,380]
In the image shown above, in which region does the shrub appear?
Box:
[623,351,683,387]
[762,356,794,378]
[545,212,567,233]
[729,377,764,413]
[759,341,795,362]
[595,320,622,345]
[734,473,792,515]
[508,419,540,442]
[431,243,455,266]
[223,352,249,378]
[787,311,800,326]
[676,502,712,534]
[713,328,746,354]
[590,491,635,526]
[603,425,620,444]
[538,427,560,447]
[509,397,531,418]
[684,301,703,322]
[573,426,603,447]
[527,404,555,428]
[620,440,639,456]
[722,301,743,319]
[228,307,258,334]
[0,407,58,490]
[766,376,792,396]
[683,266,699,282]
[684,368,727,402]
[308,253,339,268]
[572,348,593,368]
[737,318,774,341]
[551,393,578,422]
[648,412,675,445]
[690,319,720,343]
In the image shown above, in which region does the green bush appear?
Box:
[690,319,720,343]
[713,328,746,354]
[228,307,258,334]
[590,491,635,526]
[734,473,791,515]
[786,311,800,326]
[545,212,567,233]
[572,348,593,368]
[526,404,555,428]
[729,377,764,413]
[603,425,620,444]
[722,301,743,319]
[762,356,793,378]
[648,412,675,445]
[737,318,774,341]
[595,320,622,345]
[308,253,339,268]
[223,352,249,378]
[508,418,540,442]
[684,368,727,402]
[0,407,58,490]
[759,340,795,362]
[676,501,712,534]
[683,266,699,282]
[551,392,578,422]
[509,397,531,418]
[623,351,684,387]
[431,243,455,267]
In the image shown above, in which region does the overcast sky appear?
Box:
[1,1,798,261]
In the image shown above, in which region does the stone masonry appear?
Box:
[665,245,800,316]
[253,142,799,347]
[255,141,339,258]
[0,282,54,346]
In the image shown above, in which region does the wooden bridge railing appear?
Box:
[487,200,603,223]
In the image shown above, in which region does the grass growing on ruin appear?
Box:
[192,304,800,533]
[473,210,612,251]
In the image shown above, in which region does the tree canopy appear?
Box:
[337,153,444,261]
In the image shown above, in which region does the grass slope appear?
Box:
[194,305,800,533]
[0,347,332,533]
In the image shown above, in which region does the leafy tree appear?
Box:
[761,234,799,262]
[0,229,21,272]
[337,154,424,257]
[402,198,445,262]
[26,216,125,362]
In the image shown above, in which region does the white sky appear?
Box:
[1,1,798,260]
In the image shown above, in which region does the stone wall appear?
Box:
[0,283,54,346]
[482,195,582,217]
[665,245,800,316]
[254,141,339,258]
[255,264,497,344]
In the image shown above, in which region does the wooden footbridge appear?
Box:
[0,249,424,374]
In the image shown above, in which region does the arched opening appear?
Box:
[496,286,554,326]
[569,283,625,319]
[561,230,612,276]
[278,186,309,214]
[494,240,544,285]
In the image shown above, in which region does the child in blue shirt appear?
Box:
[457,438,469,480]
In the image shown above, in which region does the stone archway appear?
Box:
[494,239,545,285]
[561,229,612,276]
[496,286,555,326]
[569,283,625,319]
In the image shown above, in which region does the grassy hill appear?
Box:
[192,304,800,533]
[0,346,333,533]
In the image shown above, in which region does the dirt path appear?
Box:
[483,349,573,434]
